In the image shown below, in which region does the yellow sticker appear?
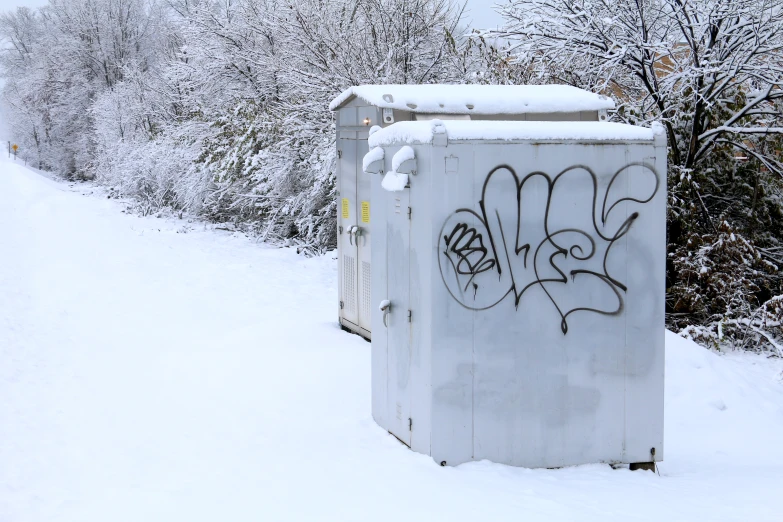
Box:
[341,198,350,219]
[361,201,370,223]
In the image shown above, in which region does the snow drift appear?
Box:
[1,158,781,521]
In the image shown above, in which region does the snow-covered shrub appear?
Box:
[2,0,466,252]
[669,221,781,354]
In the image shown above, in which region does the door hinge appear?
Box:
[407,310,412,322]
[408,417,412,431]
[340,301,344,309]
[407,207,412,220]
[337,149,342,158]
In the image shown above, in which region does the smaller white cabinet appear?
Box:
[331,84,616,340]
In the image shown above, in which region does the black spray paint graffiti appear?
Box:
[438,163,660,334]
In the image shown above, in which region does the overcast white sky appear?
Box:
[1,0,46,11]
[463,0,505,29]
[3,0,505,27]
[2,0,48,10]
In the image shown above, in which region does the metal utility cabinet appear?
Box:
[330,85,615,340]
[368,119,667,468]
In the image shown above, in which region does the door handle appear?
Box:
[379,300,391,327]
[348,226,363,246]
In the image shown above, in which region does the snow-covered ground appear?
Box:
[1,155,782,522]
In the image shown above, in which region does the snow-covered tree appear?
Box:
[496,0,783,173]
[0,7,47,166]
[2,0,470,251]
[494,0,783,352]
[158,0,467,249]
[1,0,165,176]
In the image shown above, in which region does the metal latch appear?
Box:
[408,310,412,322]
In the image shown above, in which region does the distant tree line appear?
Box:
[1,0,781,353]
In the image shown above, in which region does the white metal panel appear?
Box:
[356,139,373,333]
[357,106,377,128]
[386,188,412,446]
[467,143,629,467]
[430,140,664,468]
[338,136,359,328]
[407,146,434,455]
[428,144,476,466]
[371,163,389,428]
[339,107,357,126]
[622,137,667,463]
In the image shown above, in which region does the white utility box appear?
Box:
[368,119,667,468]
[330,85,615,340]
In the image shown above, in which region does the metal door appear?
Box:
[355,139,372,333]
[386,188,412,446]
[338,136,359,328]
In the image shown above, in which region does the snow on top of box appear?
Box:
[368,120,659,147]
[329,84,615,114]
[362,146,384,172]
[392,146,415,171]
[381,171,409,191]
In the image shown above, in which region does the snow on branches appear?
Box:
[496,0,783,176]
[494,0,783,353]
[1,0,466,252]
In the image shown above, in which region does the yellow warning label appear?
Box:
[361,201,370,223]
[341,198,350,219]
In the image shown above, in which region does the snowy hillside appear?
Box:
[1,157,782,521]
